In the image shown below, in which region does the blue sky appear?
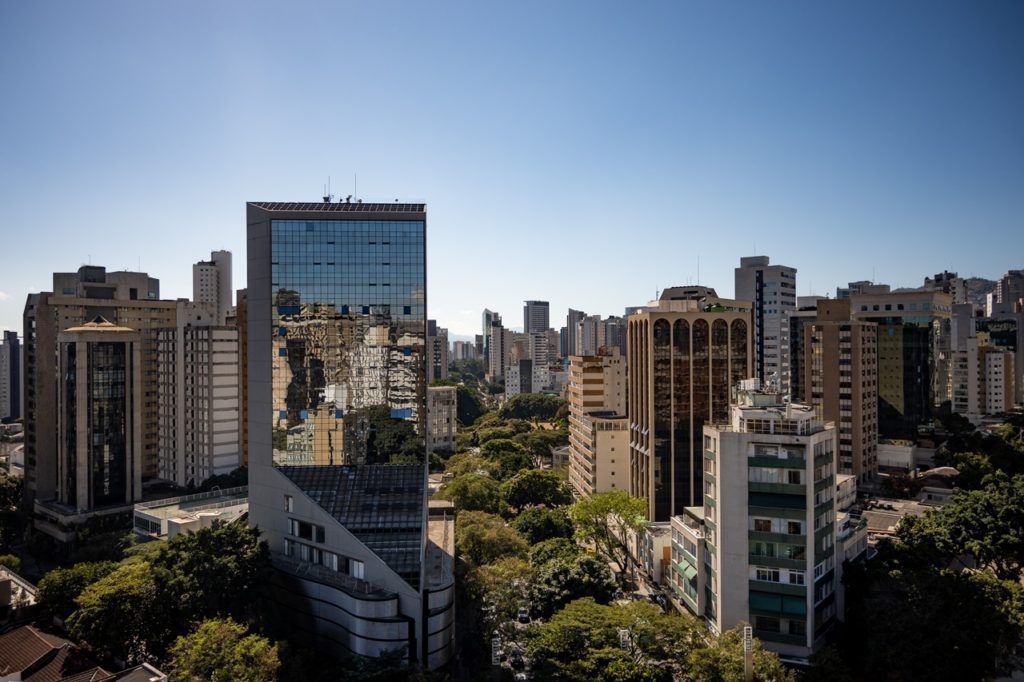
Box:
[1,1,1021,337]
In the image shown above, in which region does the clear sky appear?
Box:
[1,1,1021,338]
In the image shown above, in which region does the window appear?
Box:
[284,539,295,557]
[754,519,772,532]
[789,570,805,585]
[350,559,365,579]
[789,619,806,636]
[755,616,780,633]
[787,470,803,485]
[788,521,803,536]
[284,495,293,512]
[756,567,780,582]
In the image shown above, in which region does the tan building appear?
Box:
[426,385,457,454]
[567,350,627,497]
[627,287,753,521]
[235,288,249,467]
[805,300,879,481]
[979,345,1014,415]
[23,266,177,503]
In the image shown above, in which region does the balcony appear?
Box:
[748,530,807,545]
[748,482,805,496]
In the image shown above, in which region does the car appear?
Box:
[613,589,625,600]
[510,651,525,670]
[517,606,530,624]
[514,674,530,681]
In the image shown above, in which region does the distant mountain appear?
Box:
[966,277,997,308]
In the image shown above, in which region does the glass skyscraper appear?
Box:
[247,202,453,669]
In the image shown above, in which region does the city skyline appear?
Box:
[2,1,1022,337]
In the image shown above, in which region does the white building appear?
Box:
[157,304,241,487]
[567,351,627,497]
[735,256,797,390]
[193,250,233,325]
[426,386,457,454]
[668,384,841,662]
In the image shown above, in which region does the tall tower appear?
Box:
[246,201,452,669]
[523,300,550,335]
[0,331,19,421]
[734,256,797,390]
[193,250,233,325]
[628,287,752,522]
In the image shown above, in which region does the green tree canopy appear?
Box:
[510,506,574,545]
[437,473,505,514]
[455,511,528,566]
[502,468,573,510]
[532,554,617,618]
[498,393,566,421]
[443,453,501,479]
[466,557,537,635]
[36,561,118,620]
[168,618,280,682]
[480,439,534,480]
[0,553,20,573]
[530,537,581,567]
[569,490,648,575]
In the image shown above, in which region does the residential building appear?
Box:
[0,625,168,682]
[505,358,533,397]
[487,315,508,381]
[566,309,585,357]
[577,314,604,356]
[974,304,1024,404]
[523,300,549,335]
[668,385,840,661]
[482,309,498,369]
[34,319,144,544]
[246,201,453,669]
[426,385,457,454]
[850,289,953,439]
[0,331,20,421]
[451,340,476,361]
[994,269,1024,308]
[923,271,967,304]
[567,350,627,498]
[156,309,241,487]
[628,287,753,521]
[236,288,249,466]
[804,300,879,481]
[426,320,449,383]
[979,345,1014,415]
[836,281,890,299]
[22,266,176,504]
[734,256,797,390]
[193,250,233,325]
[786,297,824,404]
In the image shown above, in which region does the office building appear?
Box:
[786,297,825,404]
[669,385,840,661]
[246,201,453,669]
[482,309,498,369]
[577,314,604,356]
[0,331,20,421]
[994,269,1024,308]
[603,316,627,356]
[567,350,627,497]
[487,314,509,381]
[193,250,233,325]
[156,306,241,487]
[628,287,752,522]
[735,256,797,390]
[426,385,457,454]
[34,319,144,544]
[850,290,953,439]
[804,300,878,481]
[975,303,1024,404]
[523,300,549,335]
[22,266,176,503]
[426,320,449,383]
[566,309,585,358]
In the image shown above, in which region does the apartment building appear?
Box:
[735,256,797,390]
[567,350,627,497]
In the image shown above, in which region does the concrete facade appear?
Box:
[735,256,797,390]
[426,386,457,454]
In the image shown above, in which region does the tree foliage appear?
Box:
[531,554,616,618]
[37,561,118,620]
[168,618,280,682]
[502,468,572,510]
[569,490,648,574]
[455,511,528,566]
[510,506,574,545]
[443,453,500,479]
[480,439,533,480]
[529,537,581,567]
[437,473,505,514]
[466,557,537,634]
[498,393,566,421]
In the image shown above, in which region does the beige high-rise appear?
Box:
[628,287,752,522]
[568,349,626,497]
[804,300,879,482]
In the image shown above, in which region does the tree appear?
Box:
[937,473,1024,580]
[467,557,537,634]
[455,511,528,566]
[569,490,648,575]
[68,561,170,663]
[498,394,566,421]
[36,561,118,620]
[502,468,572,510]
[513,429,568,461]
[686,626,795,681]
[0,553,20,572]
[151,520,270,625]
[532,554,617,618]
[530,537,581,567]
[169,618,280,682]
[480,439,533,479]
[437,474,505,514]
[444,453,500,479]
[510,506,574,545]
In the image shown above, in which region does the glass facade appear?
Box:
[269,219,426,466]
[88,342,128,507]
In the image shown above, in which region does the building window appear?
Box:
[789,570,805,585]
[756,567,780,583]
[284,539,295,557]
[754,519,771,532]
[284,495,293,512]
[350,559,365,579]
[789,619,806,636]
[788,521,803,536]
[755,616,780,633]
[787,470,803,485]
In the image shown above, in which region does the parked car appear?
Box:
[517,606,530,624]
[510,651,525,670]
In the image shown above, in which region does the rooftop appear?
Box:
[249,201,425,213]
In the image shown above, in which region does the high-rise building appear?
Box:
[995,269,1024,308]
[193,250,233,325]
[786,296,825,404]
[628,287,752,522]
[246,201,453,669]
[734,256,797,390]
[974,305,1024,404]
[567,350,627,498]
[22,266,176,503]
[156,304,241,487]
[505,358,533,397]
[577,314,604,356]
[523,300,550,335]
[487,314,507,380]
[850,290,953,439]
[426,320,449,383]
[923,271,967,304]
[566,309,585,357]
[0,331,20,421]
[33,319,144,543]
[482,309,498,369]
[235,288,249,467]
[668,385,844,660]
[426,385,457,454]
[804,300,878,481]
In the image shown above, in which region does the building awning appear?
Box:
[680,562,698,581]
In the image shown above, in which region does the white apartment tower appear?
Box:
[193,250,233,325]
[735,256,797,390]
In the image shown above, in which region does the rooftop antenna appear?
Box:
[354,174,358,202]
[322,176,334,203]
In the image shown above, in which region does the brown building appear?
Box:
[23,267,177,503]
[805,299,878,481]
[627,287,752,521]
[567,350,627,497]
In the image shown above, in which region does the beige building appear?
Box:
[567,350,627,497]
[805,300,879,482]
[628,287,753,522]
[426,385,457,454]
[979,345,1014,415]
[23,266,177,503]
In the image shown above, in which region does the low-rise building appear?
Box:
[133,486,249,540]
